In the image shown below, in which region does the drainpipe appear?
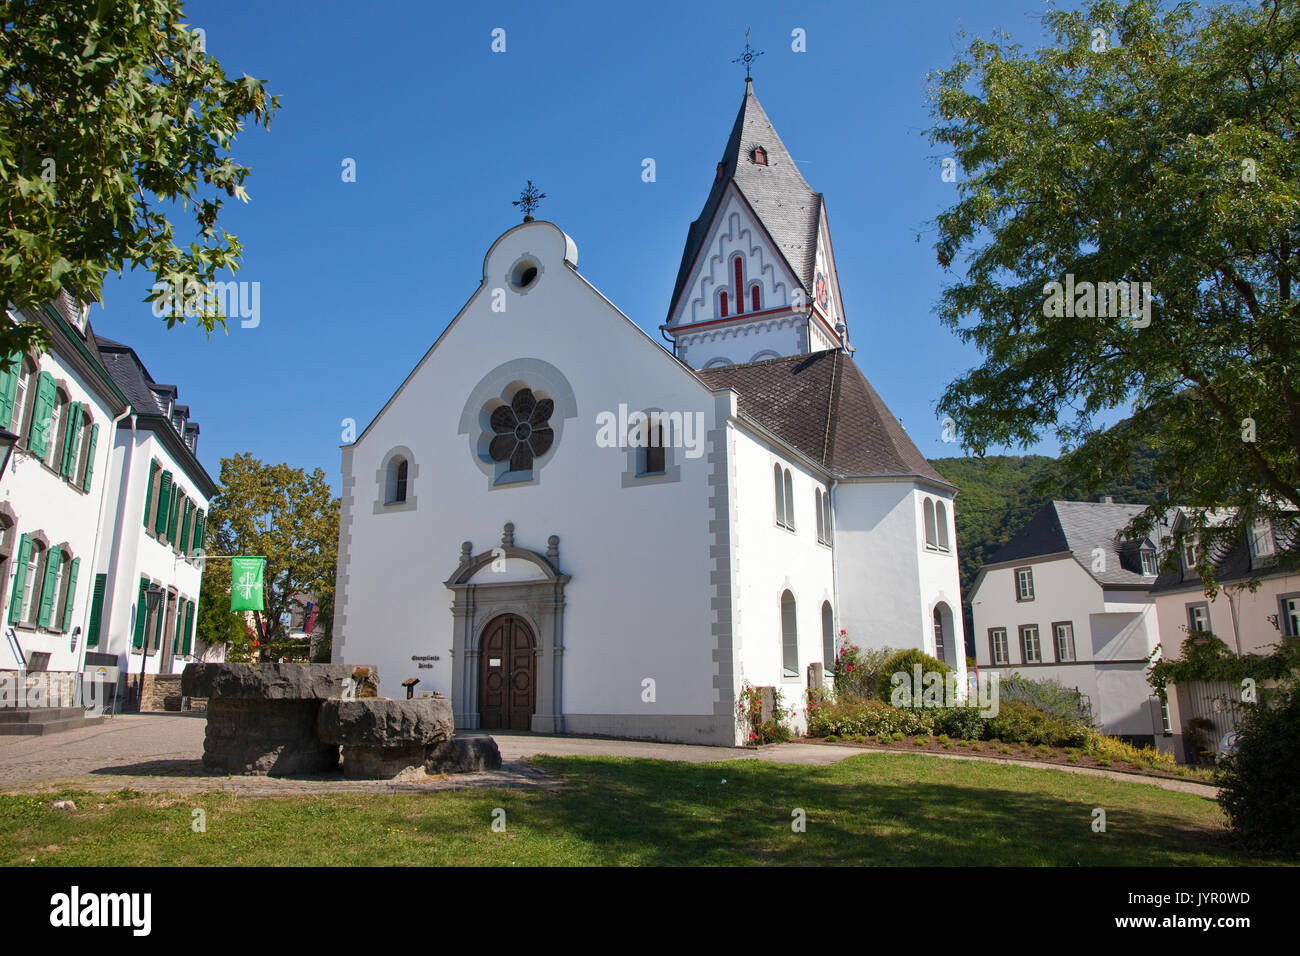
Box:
[829,477,842,680]
[77,406,132,688]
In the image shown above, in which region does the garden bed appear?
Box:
[806,733,1218,784]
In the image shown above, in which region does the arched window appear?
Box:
[936,500,950,551]
[933,608,946,664]
[751,284,761,312]
[719,290,729,318]
[923,498,937,549]
[781,590,798,679]
[821,602,834,672]
[734,257,745,314]
[644,421,665,475]
[815,489,824,542]
[386,456,408,504]
[822,489,832,544]
[773,463,785,527]
[933,603,953,666]
[783,469,795,530]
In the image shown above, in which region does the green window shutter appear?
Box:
[59,402,81,477]
[36,547,62,627]
[27,372,55,457]
[86,573,107,646]
[7,534,32,624]
[195,510,206,550]
[167,491,180,544]
[155,471,173,536]
[59,557,79,631]
[152,590,165,649]
[80,423,99,491]
[179,499,192,552]
[132,579,148,648]
[183,600,195,655]
[173,601,183,654]
[0,356,17,426]
[142,465,156,528]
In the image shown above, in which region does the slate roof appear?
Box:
[1149,512,1299,593]
[696,349,947,483]
[95,337,169,416]
[668,81,822,322]
[986,500,1158,587]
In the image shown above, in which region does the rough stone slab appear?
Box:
[200,698,340,776]
[340,744,428,779]
[318,697,453,747]
[182,663,366,700]
[426,737,503,774]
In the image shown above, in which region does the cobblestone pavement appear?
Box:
[0,714,1216,798]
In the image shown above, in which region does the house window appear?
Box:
[989,627,1009,665]
[1249,520,1275,563]
[1019,624,1042,664]
[734,257,745,314]
[821,489,831,545]
[45,389,67,469]
[18,539,46,625]
[0,518,11,624]
[923,498,937,549]
[1278,596,1299,638]
[933,608,946,664]
[1053,622,1076,662]
[783,469,794,530]
[75,412,97,490]
[815,489,824,543]
[780,590,798,679]
[9,357,34,440]
[1182,540,1197,570]
[751,285,761,312]
[773,464,785,527]
[821,602,834,673]
[1187,603,1209,632]
[643,421,665,475]
[1140,548,1157,575]
[719,290,728,318]
[935,500,950,552]
[386,457,408,504]
[1015,567,1035,602]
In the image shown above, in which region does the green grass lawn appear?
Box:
[0,753,1286,866]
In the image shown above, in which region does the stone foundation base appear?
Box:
[201,698,339,776]
[341,743,429,779]
[426,737,502,774]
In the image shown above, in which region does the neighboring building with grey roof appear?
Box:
[970,499,1169,744]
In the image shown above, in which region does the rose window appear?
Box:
[487,388,554,473]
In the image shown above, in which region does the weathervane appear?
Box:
[733,28,763,80]
[513,180,546,222]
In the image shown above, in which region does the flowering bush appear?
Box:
[833,631,892,700]
[737,682,792,744]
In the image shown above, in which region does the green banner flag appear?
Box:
[230,556,266,612]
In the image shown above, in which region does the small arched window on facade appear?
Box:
[821,601,834,673]
[773,463,785,527]
[751,284,761,312]
[783,469,795,530]
[935,500,950,551]
[933,607,947,664]
[733,257,745,314]
[923,498,938,549]
[815,489,824,542]
[781,590,798,679]
[719,290,729,318]
[644,420,665,475]
[752,146,768,166]
[822,489,832,544]
[386,456,408,504]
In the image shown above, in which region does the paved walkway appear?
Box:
[0,714,1217,798]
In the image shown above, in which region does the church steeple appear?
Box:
[664,82,850,369]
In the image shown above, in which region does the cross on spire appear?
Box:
[732,28,763,80]
[513,180,546,222]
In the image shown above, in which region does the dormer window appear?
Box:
[1139,547,1157,575]
[1249,519,1276,563]
[751,146,768,166]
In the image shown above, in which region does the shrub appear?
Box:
[807,697,935,738]
[1218,681,1300,858]
[877,648,953,703]
[737,683,792,744]
[996,673,1094,725]
[833,634,893,700]
[1087,735,1178,773]
[986,700,1092,748]
[933,706,987,740]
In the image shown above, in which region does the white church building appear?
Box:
[333,79,966,745]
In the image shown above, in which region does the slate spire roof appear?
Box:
[697,349,947,484]
[668,81,823,322]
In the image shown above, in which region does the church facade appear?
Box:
[333,80,966,745]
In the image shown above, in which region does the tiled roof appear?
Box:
[696,349,948,483]
[668,81,822,321]
[987,500,1157,586]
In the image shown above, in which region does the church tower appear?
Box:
[664,78,851,369]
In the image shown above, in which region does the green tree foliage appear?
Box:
[194,547,243,654]
[0,0,278,364]
[206,454,339,663]
[927,0,1300,591]
[1218,678,1300,857]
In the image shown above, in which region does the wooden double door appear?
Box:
[479,614,536,730]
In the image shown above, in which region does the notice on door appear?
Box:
[489,658,501,667]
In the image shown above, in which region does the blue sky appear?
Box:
[92,0,1077,492]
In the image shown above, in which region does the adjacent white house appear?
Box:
[92,336,216,684]
[1,293,129,674]
[333,80,966,745]
[970,499,1165,743]
[1151,511,1299,760]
